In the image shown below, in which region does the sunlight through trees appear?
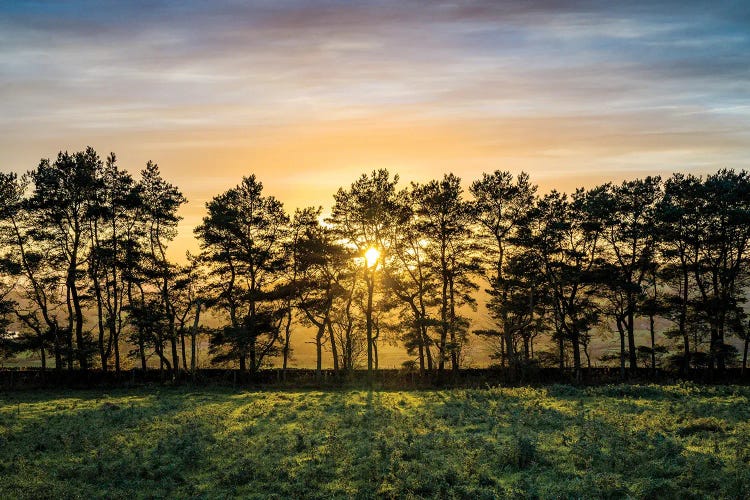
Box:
[1,149,749,380]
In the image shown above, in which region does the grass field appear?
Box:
[0,385,748,499]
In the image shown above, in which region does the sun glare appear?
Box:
[365,247,380,268]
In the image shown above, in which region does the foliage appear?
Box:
[2,150,750,378]
[327,169,401,375]
[195,175,290,372]
[413,173,479,372]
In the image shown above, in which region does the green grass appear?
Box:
[1,384,748,499]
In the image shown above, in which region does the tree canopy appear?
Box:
[1,147,749,380]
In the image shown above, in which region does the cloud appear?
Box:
[1,0,749,247]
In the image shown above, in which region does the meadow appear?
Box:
[0,384,748,499]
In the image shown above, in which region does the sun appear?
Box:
[365,247,380,268]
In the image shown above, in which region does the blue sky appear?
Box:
[1,0,749,253]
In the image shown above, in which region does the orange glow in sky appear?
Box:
[1,1,749,260]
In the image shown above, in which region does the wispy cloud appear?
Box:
[1,0,749,254]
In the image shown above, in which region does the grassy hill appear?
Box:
[1,384,748,498]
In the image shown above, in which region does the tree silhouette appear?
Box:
[531,189,604,379]
[292,206,350,378]
[470,171,536,377]
[596,176,662,378]
[659,173,704,373]
[2,153,750,381]
[195,175,289,372]
[412,173,478,373]
[28,148,103,370]
[383,188,439,373]
[0,172,59,372]
[692,170,750,371]
[87,153,141,372]
[328,169,400,379]
[137,161,186,376]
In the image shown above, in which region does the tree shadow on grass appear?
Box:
[0,386,747,499]
[0,390,223,499]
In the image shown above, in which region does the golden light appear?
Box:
[365,247,380,268]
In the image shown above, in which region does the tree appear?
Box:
[328,265,366,372]
[328,169,400,379]
[292,207,350,378]
[0,173,27,363]
[530,188,604,380]
[0,173,48,370]
[470,171,537,377]
[639,261,669,376]
[28,148,103,370]
[597,177,662,378]
[170,254,204,377]
[659,173,704,373]
[478,247,551,368]
[383,188,439,373]
[412,173,478,373]
[195,175,290,372]
[134,161,186,376]
[691,170,750,371]
[87,153,142,372]
[740,317,749,375]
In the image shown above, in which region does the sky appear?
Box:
[2,0,750,257]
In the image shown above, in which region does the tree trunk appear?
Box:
[139,337,147,371]
[191,301,201,383]
[249,337,257,373]
[649,313,656,377]
[572,332,582,381]
[708,325,718,372]
[616,318,626,380]
[70,285,87,370]
[315,323,325,380]
[95,284,107,371]
[328,318,339,374]
[583,341,591,369]
[114,333,121,374]
[39,336,46,372]
[419,301,432,373]
[129,282,147,372]
[499,336,506,368]
[742,330,748,377]
[680,267,690,374]
[417,323,425,373]
[365,271,374,380]
[171,336,179,376]
[449,276,458,372]
[717,316,726,372]
[67,327,74,371]
[627,310,637,372]
[66,287,74,371]
[282,307,292,380]
[504,323,514,378]
[54,328,62,372]
[180,328,188,374]
[155,343,171,377]
[523,336,530,361]
[530,336,534,359]
[439,251,448,374]
[423,326,433,372]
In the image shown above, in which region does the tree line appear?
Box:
[1,147,749,381]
